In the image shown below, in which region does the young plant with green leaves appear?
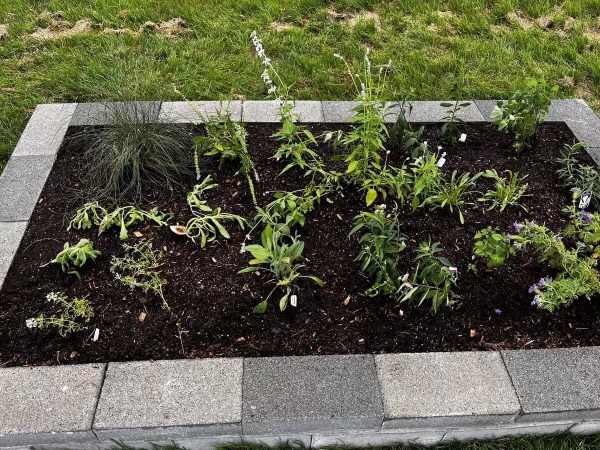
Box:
[410,154,444,211]
[563,206,600,254]
[491,78,556,152]
[238,224,324,313]
[48,239,101,278]
[400,240,456,312]
[171,175,248,247]
[194,110,258,205]
[510,220,600,311]
[440,100,471,144]
[473,227,515,267]
[69,202,171,240]
[333,50,391,179]
[349,204,407,298]
[478,169,530,212]
[26,292,94,337]
[426,171,480,224]
[110,240,169,310]
[556,142,600,211]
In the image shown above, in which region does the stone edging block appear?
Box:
[242,100,323,122]
[0,222,27,292]
[93,359,243,441]
[242,355,384,434]
[0,364,105,447]
[159,101,243,123]
[376,352,520,429]
[70,101,162,126]
[502,347,600,422]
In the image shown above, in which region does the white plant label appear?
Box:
[437,152,447,168]
[449,266,458,281]
[290,294,297,307]
[579,192,592,209]
[459,133,467,142]
[93,328,100,342]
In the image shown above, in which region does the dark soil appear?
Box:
[2,122,600,367]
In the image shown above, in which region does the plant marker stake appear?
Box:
[437,152,447,168]
[449,266,458,282]
[579,191,592,209]
[459,133,467,143]
[290,294,298,307]
[93,328,100,342]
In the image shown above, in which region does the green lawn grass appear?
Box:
[1,1,600,172]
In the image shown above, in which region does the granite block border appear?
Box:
[1,99,600,448]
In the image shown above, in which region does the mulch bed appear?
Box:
[1,121,599,367]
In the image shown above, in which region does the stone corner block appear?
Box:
[159,100,243,123]
[242,100,323,123]
[0,364,106,447]
[0,155,55,222]
[242,354,383,435]
[93,359,243,438]
[70,101,162,126]
[12,103,77,157]
[386,100,484,123]
[502,347,600,422]
[0,221,28,292]
[376,351,520,429]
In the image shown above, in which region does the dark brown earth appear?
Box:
[1,121,599,367]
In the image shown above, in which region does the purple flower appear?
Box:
[541,276,553,287]
[528,284,537,294]
[582,210,593,223]
[531,295,541,307]
[494,308,502,315]
[553,236,563,242]
[512,222,522,233]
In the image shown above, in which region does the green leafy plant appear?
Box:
[349,204,407,298]
[48,239,101,278]
[69,202,171,240]
[333,50,391,178]
[110,240,169,310]
[73,101,194,202]
[400,240,456,312]
[195,110,258,205]
[474,227,515,267]
[27,292,94,337]
[272,114,322,175]
[410,154,445,211]
[510,220,600,311]
[478,169,530,211]
[563,206,600,252]
[426,171,480,224]
[491,78,556,152]
[362,164,413,207]
[238,224,324,313]
[171,176,248,247]
[556,142,600,211]
[440,100,471,144]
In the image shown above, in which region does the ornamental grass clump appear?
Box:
[75,101,195,202]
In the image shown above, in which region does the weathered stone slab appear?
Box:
[474,100,504,122]
[503,347,600,422]
[0,364,105,447]
[376,352,520,429]
[0,155,55,222]
[386,100,484,123]
[312,429,444,448]
[70,101,162,126]
[159,101,242,123]
[242,100,323,122]
[12,103,76,157]
[570,420,600,435]
[94,359,243,439]
[242,355,383,435]
[441,420,575,442]
[547,99,600,147]
[322,101,359,122]
[0,221,27,291]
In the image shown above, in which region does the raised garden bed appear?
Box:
[1,99,600,448]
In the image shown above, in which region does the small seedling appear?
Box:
[48,239,101,278]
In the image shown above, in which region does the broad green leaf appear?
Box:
[366,189,377,206]
[253,300,268,314]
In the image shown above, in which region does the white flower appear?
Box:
[262,57,271,66]
[437,145,443,151]
[46,292,59,302]
[333,53,342,59]
[360,82,366,100]
[386,150,391,155]
[26,318,38,329]
[267,86,277,94]
[240,243,246,254]
[459,133,467,142]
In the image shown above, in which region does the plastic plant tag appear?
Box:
[93,328,100,342]
[459,133,467,142]
[449,266,458,281]
[579,191,592,209]
[290,294,297,307]
[437,152,447,168]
